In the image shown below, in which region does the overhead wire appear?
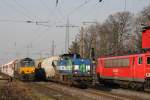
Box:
[0,0,51,46]
[78,0,104,21]
[67,0,92,17]
[0,0,51,54]
[25,0,65,50]
[38,0,65,24]
[1,0,33,20]
[49,0,93,27]
[1,0,96,58]
[39,0,54,17]
[0,19,27,23]
[0,1,47,59]
[39,0,66,27]
[12,0,51,27]
[12,0,36,19]
[33,0,94,55]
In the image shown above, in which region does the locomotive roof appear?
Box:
[20,57,34,61]
[142,25,150,32]
[99,52,150,60]
[60,53,81,58]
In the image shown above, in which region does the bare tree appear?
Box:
[70,5,150,58]
[97,11,133,56]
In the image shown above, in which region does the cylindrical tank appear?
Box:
[41,56,60,79]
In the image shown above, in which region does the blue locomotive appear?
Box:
[56,54,93,87]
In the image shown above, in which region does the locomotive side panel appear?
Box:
[99,56,133,81]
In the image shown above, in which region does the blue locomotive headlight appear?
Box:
[74,65,79,70]
[74,71,78,74]
[86,65,90,71]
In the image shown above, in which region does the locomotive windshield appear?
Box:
[147,57,150,64]
[20,58,34,67]
[61,54,81,59]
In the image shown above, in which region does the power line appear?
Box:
[12,0,36,19]
[124,0,127,11]
[81,0,104,19]
[48,0,93,28]
[0,19,50,27]
[51,40,55,56]
[0,19,26,23]
[39,0,54,17]
[29,28,51,48]
[1,0,33,20]
[67,0,92,16]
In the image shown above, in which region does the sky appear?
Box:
[0,0,150,64]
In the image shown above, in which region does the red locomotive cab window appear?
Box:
[138,57,143,64]
[147,57,150,64]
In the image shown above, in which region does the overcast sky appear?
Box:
[0,0,150,64]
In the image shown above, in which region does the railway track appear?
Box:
[90,84,150,100]
[31,82,150,100]
[85,89,130,100]
[28,82,135,100]
[0,72,10,80]
[0,74,149,100]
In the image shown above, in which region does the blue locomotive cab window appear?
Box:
[138,57,143,64]
[147,57,150,64]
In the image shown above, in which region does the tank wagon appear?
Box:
[34,56,60,81]
[1,57,36,81]
[96,26,150,91]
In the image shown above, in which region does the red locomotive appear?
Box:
[96,26,150,90]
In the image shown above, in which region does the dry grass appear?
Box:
[0,80,37,100]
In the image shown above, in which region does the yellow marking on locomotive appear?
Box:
[19,66,35,74]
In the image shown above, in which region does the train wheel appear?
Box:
[129,82,137,89]
[144,79,150,91]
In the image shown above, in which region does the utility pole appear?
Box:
[124,0,127,11]
[51,40,55,56]
[14,42,17,58]
[56,17,79,53]
[82,21,98,58]
[82,21,98,84]
[27,45,29,57]
[26,43,32,57]
[80,27,84,58]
